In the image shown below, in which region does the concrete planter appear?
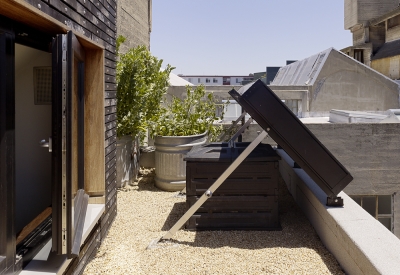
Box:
[116,135,140,188]
[154,132,207,191]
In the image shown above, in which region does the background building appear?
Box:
[179,75,253,86]
[270,48,399,117]
[118,0,152,52]
[341,0,400,80]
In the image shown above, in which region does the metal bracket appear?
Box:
[159,130,268,241]
[326,196,343,207]
[293,162,301,168]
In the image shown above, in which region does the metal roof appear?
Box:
[371,39,400,60]
[271,48,333,86]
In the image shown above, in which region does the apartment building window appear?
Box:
[188,78,192,82]
[350,195,393,232]
[236,78,240,83]
[206,78,210,83]
[213,78,218,83]
[198,78,201,83]
[354,49,364,63]
[223,77,230,85]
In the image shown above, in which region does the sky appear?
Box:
[150,1,352,76]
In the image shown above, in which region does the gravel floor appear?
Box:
[83,168,344,275]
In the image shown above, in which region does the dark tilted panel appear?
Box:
[229,80,353,197]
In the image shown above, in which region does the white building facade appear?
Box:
[179,75,253,86]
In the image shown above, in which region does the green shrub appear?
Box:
[149,85,226,141]
[116,38,174,140]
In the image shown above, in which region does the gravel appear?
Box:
[83,168,344,275]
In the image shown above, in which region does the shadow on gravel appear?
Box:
[160,176,343,275]
[133,168,165,193]
[161,202,186,231]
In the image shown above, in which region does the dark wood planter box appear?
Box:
[184,143,281,231]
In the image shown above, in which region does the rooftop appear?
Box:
[83,169,344,275]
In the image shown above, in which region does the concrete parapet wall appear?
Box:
[240,123,400,195]
[239,122,400,238]
[304,123,400,195]
[277,148,400,275]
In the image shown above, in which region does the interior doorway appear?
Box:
[15,44,52,235]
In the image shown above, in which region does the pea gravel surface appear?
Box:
[83,168,344,275]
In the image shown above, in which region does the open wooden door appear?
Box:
[52,31,88,258]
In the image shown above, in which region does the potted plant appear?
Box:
[148,85,225,191]
[116,36,173,187]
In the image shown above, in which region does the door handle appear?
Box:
[39,137,52,152]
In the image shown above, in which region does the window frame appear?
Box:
[350,194,394,232]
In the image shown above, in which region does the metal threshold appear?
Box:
[20,204,104,275]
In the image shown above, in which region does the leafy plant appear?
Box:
[149,85,227,141]
[116,37,174,140]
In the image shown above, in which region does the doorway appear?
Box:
[15,43,52,235]
[1,15,106,272]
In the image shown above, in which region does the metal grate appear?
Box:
[33,67,52,105]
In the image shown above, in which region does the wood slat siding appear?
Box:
[19,0,118,273]
[372,55,400,79]
[185,159,281,231]
[65,225,101,275]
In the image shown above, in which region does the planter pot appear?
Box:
[116,135,140,188]
[154,132,207,191]
[139,146,156,168]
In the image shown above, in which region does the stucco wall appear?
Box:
[311,50,399,112]
[117,0,151,52]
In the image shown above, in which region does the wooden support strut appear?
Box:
[227,117,253,147]
[161,130,269,240]
[216,111,247,142]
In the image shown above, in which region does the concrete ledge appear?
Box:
[277,149,400,275]
[329,109,389,123]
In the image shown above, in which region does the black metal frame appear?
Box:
[52,31,86,258]
[51,33,67,256]
[229,80,353,206]
[0,20,17,275]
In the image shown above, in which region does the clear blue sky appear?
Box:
[151,1,351,76]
